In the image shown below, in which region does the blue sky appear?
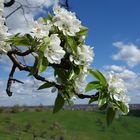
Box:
[69,0,140,104]
[69,0,140,70]
[0,0,140,106]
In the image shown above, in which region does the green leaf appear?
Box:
[8,34,33,46]
[106,107,116,126]
[66,36,77,53]
[77,27,88,36]
[88,69,107,87]
[68,69,75,80]
[48,12,53,20]
[38,82,53,90]
[68,66,81,80]
[28,57,38,76]
[39,56,48,73]
[55,68,68,82]
[53,93,65,113]
[39,37,50,53]
[85,81,100,92]
[99,102,108,110]
[98,97,107,107]
[118,101,129,114]
[73,66,81,75]
[88,97,98,104]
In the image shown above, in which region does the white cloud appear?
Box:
[104,65,126,72]
[104,65,137,79]
[112,41,140,67]
[4,0,55,34]
[0,78,57,106]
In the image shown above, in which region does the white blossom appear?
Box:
[0,1,11,54]
[30,18,52,38]
[108,72,130,113]
[53,6,81,36]
[70,45,94,68]
[44,34,65,64]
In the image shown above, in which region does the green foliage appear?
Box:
[66,36,77,53]
[88,97,98,104]
[76,26,88,36]
[88,69,107,87]
[7,34,34,46]
[38,56,48,73]
[38,82,53,90]
[118,101,129,114]
[87,69,109,106]
[85,81,100,92]
[53,93,65,113]
[106,107,116,126]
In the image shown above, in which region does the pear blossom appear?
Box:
[0,1,11,54]
[31,18,52,38]
[108,72,130,113]
[44,34,65,64]
[70,45,94,67]
[53,6,81,36]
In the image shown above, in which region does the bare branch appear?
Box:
[5,5,22,19]
[4,0,15,7]
[6,49,63,96]
[75,92,99,99]
[6,64,16,96]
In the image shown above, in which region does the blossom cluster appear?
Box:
[29,6,94,88]
[0,3,130,121]
[30,6,94,65]
[108,72,130,114]
[0,0,10,54]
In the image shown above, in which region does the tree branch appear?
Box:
[6,5,22,19]
[6,50,63,96]
[75,92,99,99]
[4,0,15,7]
[6,49,99,100]
[6,64,16,96]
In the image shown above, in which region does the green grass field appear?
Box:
[0,108,140,140]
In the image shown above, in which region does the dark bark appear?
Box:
[4,0,15,7]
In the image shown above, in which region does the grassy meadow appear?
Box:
[0,107,140,140]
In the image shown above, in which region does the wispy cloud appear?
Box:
[0,77,57,106]
[112,41,140,67]
[4,0,55,34]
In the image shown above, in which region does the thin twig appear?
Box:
[6,64,16,96]
[4,0,15,7]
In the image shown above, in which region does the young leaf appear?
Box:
[98,97,107,107]
[39,56,48,73]
[106,107,116,126]
[55,68,68,82]
[28,57,38,76]
[85,81,100,92]
[68,69,75,80]
[8,34,33,46]
[76,27,88,36]
[48,12,53,20]
[118,101,129,114]
[96,70,107,86]
[99,102,108,110]
[53,93,65,113]
[38,82,53,90]
[88,97,98,104]
[88,69,107,87]
[66,36,77,53]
